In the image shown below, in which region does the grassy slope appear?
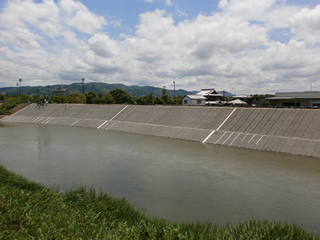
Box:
[0,165,319,239]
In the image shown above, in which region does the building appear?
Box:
[51,86,69,96]
[197,89,223,102]
[232,94,253,105]
[183,88,223,106]
[251,96,269,107]
[182,95,206,106]
[266,91,320,108]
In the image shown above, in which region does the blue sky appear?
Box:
[1,0,320,94]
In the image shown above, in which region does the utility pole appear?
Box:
[173,81,175,104]
[82,78,85,94]
[223,90,225,105]
[19,79,22,96]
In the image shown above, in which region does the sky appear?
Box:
[1,0,320,94]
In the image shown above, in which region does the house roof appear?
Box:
[184,95,206,100]
[233,94,252,99]
[266,97,320,100]
[230,99,248,105]
[265,97,295,100]
[196,89,220,96]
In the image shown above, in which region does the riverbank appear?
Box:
[3,103,320,158]
[0,102,28,119]
[1,166,319,239]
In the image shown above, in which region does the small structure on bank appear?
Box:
[232,94,252,105]
[229,99,248,105]
[182,88,222,106]
[182,95,206,106]
[51,86,69,96]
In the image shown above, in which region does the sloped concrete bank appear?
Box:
[1,103,320,158]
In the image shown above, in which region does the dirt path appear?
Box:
[0,102,29,119]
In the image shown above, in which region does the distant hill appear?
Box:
[0,82,192,98]
[218,91,235,97]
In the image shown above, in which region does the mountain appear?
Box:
[218,91,235,97]
[0,82,192,98]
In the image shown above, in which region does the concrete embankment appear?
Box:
[1,103,320,158]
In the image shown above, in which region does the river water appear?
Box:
[1,123,320,233]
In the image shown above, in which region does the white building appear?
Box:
[182,88,222,106]
[51,86,69,96]
[182,95,206,106]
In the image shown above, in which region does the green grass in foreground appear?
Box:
[1,165,319,240]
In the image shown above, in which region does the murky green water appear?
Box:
[1,123,320,233]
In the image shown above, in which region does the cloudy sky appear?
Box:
[0,0,320,94]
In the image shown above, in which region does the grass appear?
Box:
[1,165,319,239]
[0,97,26,115]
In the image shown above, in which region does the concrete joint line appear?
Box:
[256,135,264,144]
[247,135,256,144]
[71,120,79,126]
[215,132,227,144]
[110,105,128,121]
[223,132,234,145]
[31,117,39,123]
[216,108,237,131]
[241,134,248,142]
[44,117,53,124]
[34,117,42,123]
[98,105,128,129]
[105,122,116,130]
[229,133,241,146]
[202,130,215,143]
[98,120,109,129]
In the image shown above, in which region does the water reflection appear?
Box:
[0,123,319,234]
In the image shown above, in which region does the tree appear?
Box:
[68,92,86,103]
[85,91,97,104]
[109,88,134,104]
[174,95,183,105]
[161,94,172,105]
[154,97,164,105]
[102,93,115,104]
[136,94,155,105]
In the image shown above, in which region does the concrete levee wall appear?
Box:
[1,103,320,158]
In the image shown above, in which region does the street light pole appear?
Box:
[19,79,22,96]
[82,78,85,94]
[16,83,19,95]
[173,81,175,104]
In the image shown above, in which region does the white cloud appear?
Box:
[65,9,107,34]
[218,0,278,20]
[0,0,320,94]
[288,5,320,44]
[88,33,118,58]
[165,0,172,6]
[110,19,122,27]
[59,0,107,34]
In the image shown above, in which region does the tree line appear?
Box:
[0,88,183,107]
[50,88,183,105]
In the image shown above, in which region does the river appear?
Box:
[0,122,320,234]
